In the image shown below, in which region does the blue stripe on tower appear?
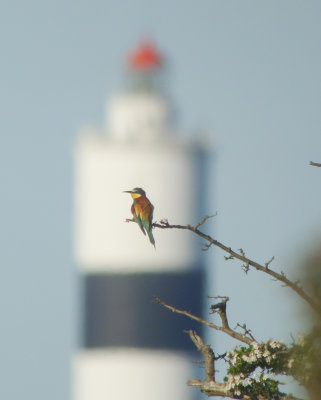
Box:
[83,268,204,350]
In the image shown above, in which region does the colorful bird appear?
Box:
[124,187,155,247]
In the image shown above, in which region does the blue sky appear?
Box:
[1,1,321,399]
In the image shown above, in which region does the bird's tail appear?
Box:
[147,229,156,248]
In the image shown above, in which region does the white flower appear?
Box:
[254,349,262,357]
[252,342,260,350]
[287,358,294,369]
[226,376,237,390]
[263,373,269,380]
[263,350,270,358]
[234,390,241,396]
[269,340,283,349]
[242,354,256,363]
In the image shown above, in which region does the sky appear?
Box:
[1,1,321,399]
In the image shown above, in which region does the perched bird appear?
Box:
[124,187,155,247]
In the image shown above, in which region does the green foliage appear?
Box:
[221,330,321,399]
[224,340,290,399]
[287,327,321,388]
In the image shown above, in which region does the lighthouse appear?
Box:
[73,41,207,400]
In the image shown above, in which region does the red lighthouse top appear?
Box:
[128,41,163,70]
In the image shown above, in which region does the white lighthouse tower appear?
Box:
[73,41,207,400]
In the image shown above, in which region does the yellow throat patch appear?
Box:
[131,193,141,199]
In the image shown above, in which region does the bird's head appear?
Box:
[123,187,146,199]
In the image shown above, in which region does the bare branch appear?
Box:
[214,352,227,361]
[153,297,253,345]
[234,323,256,342]
[238,248,245,257]
[309,161,321,167]
[185,330,215,382]
[242,262,250,274]
[187,379,234,398]
[195,213,217,229]
[209,296,230,329]
[184,330,233,397]
[265,256,275,270]
[153,219,321,315]
[187,379,303,400]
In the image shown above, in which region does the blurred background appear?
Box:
[1,1,321,399]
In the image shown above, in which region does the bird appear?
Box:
[124,187,155,247]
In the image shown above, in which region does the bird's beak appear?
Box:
[123,190,133,193]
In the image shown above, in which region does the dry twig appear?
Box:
[153,218,321,315]
[309,161,321,167]
[154,297,253,345]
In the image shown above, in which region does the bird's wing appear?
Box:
[141,202,155,247]
[132,203,146,235]
[140,201,154,232]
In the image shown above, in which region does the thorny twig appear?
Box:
[154,297,253,345]
[265,256,275,270]
[152,217,321,315]
[234,323,256,342]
